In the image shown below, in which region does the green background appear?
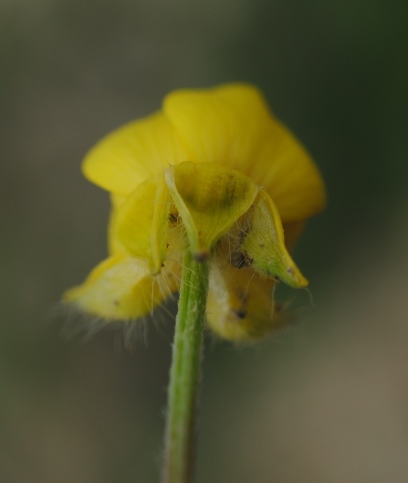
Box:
[1,1,408,482]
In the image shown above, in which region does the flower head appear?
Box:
[64,84,325,341]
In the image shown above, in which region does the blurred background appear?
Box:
[1,0,408,482]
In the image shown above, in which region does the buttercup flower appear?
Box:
[64,84,325,341]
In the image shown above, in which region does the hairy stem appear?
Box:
[162,251,210,483]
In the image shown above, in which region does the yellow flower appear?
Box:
[64,84,325,341]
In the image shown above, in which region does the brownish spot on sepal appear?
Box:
[168,213,179,224]
[230,251,253,269]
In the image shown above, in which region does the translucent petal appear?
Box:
[63,228,184,320]
[248,119,326,222]
[165,161,259,260]
[163,84,271,172]
[113,174,170,273]
[228,189,308,288]
[82,112,189,196]
[207,257,281,341]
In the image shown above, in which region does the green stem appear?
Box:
[162,251,210,483]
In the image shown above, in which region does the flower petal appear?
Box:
[64,227,184,320]
[64,255,156,320]
[229,189,308,288]
[82,112,189,196]
[165,161,259,260]
[207,259,280,341]
[114,174,170,273]
[163,83,271,172]
[164,83,325,223]
[249,119,326,222]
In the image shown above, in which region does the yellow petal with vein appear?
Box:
[165,162,259,260]
[82,112,189,196]
[163,84,270,172]
[231,189,308,288]
[114,174,170,273]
